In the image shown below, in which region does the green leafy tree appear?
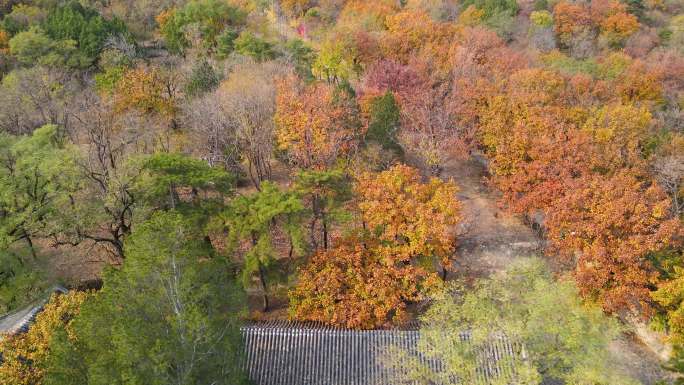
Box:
[8,26,52,63]
[393,258,639,385]
[134,152,234,211]
[57,152,233,260]
[0,125,80,259]
[0,249,47,313]
[184,58,220,97]
[461,0,519,19]
[283,38,315,79]
[0,4,45,35]
[221,182,305,311]
[312,32,360,84]
[652,262,684,376]
[8,27,91,68]
[294,168,352,250]
[42,1,127,62]
[234,31,275,62]
[45,212,251,385]
[216,28,238,59]
[158,0,245,55]
[365,91,402,155]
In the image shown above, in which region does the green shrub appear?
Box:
[234,31,275,61]
[216,27,238,58]
[185,59,220,97]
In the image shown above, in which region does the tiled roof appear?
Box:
[241,321,522,385]
[0,285,68,338]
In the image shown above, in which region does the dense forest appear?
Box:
[0,0,682,383]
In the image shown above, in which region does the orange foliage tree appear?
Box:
[289,164,460,328]
[113,66,178,121]
[613,60,664,104]
[280,0,314,18]
[554,0,639,49]
[380,9,457,66]
[553,1,594,48]
[338,0,400,31]
[274,75,362,170]
[0,29,9,54]
[0,291,89,385]
[545,172,682,313]
[289,233,437,329]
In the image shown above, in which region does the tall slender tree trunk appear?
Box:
[258,262,269,312]
[24,233,37,261]
[322,211,328,250]
[309,195,319,249]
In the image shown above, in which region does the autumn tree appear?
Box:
[380,9,457,65]
[289,232,438,329]
[274,75,362,170]
[654,135,684,217]
[399,81,468,175]
[337,0,400,32]
[112,65,178,122]
[449,27,528,133]
[54,86,234,260]
[653,265,684,345]
[210,63,280,189]
[0,66,79,136]
[355,164,461,279]
[545,172,682,313]
[553,0,639,55]
[0,291,89,385]
[280,0,314,18]
[362,59,426,99]
[53,92,146,260]
[581,102,653,171]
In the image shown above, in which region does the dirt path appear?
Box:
[440,156,673,385]
[441,156,542,280]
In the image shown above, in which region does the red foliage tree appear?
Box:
[545,171,682,313]
[274,75,362,170]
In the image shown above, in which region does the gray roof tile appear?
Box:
[241,321,522,385]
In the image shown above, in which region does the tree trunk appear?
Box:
[24,232,37,261]
[258,262,269,312]
[309,195,319,249]
[322,212,328,250]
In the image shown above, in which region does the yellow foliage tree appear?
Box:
[355,164,461,275]
[113,66,177,120]
[0,291,89,385]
